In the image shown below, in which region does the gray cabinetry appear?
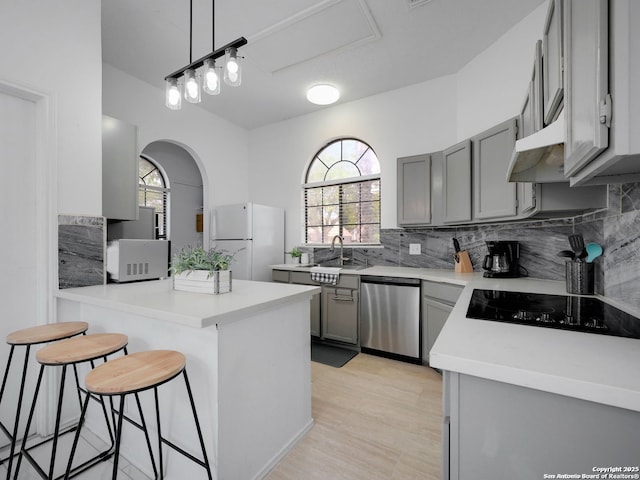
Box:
[472,118,517,220]
[443,371,640,480]
[102,115,139,220]
[322,286,359,344]
[397,154,431,226]
[563,0,609,178]
[542,0,564,125]
[422,281,463,365]
[442,141,472,224]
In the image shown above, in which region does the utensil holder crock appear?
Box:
[565,261,594,295]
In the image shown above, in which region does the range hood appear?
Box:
[506,116,567,183]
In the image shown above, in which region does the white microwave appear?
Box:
[106,239,169,283]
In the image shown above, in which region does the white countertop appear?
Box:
[273,264,640,412]
[56,279,320,329]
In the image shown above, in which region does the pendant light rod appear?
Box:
[164,36,247,81]
[212,0,215,50]
[189,0,193,63]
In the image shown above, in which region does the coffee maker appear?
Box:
[482,241,521,278]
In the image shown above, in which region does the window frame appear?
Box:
[303,138,381,246]
[139,155,169,240]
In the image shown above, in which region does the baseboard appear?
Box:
[253,419,315,480]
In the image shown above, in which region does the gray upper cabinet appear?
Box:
[566,0,640,186]
[472,118,517,220]
[102,115,139,220]
[563,0,609,178]
[442,140,472,224]
[542,0,564,125]
[397,154,431,226]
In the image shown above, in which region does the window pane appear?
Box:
[342,139,369,162]
[306,226,322,244]
[306,159,327,183]
[145,171,164,187]
[139,158,155,179]
[357,149,381,175]
[323,185,340,205]
[326,161,359,181]
[342,183,360,203]
[341,203,358,225]
[361,180,380,201]
[306,187,323,206]
[317,141,341,167]
[306,206,323,226]
[360,201,380,223]
[323,204,339,226]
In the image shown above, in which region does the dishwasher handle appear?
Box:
[360,275,420,287]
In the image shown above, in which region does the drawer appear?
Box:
[272,270,290,283]
[290,271,315,285]
[335,274,359,289]
[422,280,463,305]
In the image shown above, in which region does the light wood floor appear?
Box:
[266,353,443,480]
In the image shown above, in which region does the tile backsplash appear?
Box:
[58,215,105,289]
[310,182,640,312]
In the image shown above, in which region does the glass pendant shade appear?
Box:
[224,47,242,87]
[203,58,221,95]
[184,69,201,103]
[165,78,182,110]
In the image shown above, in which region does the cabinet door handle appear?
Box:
[332,296,353,302]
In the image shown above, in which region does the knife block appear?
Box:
[455,250,474,273]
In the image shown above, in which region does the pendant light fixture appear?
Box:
[165,0,247,110]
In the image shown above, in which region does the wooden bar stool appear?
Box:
[0,322,88,479]
[12,333,131,480]
[65,350,212,480]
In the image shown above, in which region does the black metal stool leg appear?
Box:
[111,396,126,480]
[46,365,68,479]
[133,392,158,479]
[183,370,213,480]
[2,345,29,479]
[63,391,91,480]
[154,387,163,480]
[12,362,44,480]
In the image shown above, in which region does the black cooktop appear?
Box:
[466,289,640,340]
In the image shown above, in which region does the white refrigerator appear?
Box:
[210,203,285,281]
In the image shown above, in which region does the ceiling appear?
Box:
[102,0,545,130]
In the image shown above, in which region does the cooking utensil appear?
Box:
[568,234,586,261]
[585,242,603,263]
[557,250,575,260]
[452,238,461,253]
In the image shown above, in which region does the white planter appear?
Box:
[173,270,232,294]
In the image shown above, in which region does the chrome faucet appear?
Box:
[330,235,349,266]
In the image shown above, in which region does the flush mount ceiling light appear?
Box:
[306,84,340,105]
[165,0,247,110]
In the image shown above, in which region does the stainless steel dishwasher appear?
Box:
[360,275,421,363]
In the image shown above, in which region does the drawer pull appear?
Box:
[332,296,353,302]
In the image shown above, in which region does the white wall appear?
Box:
[248,75,457,248]
[0,0,102,215]
[248,2,548,250]
[456,2,548,139]
[102,64,250,225]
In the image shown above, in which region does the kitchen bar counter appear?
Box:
[272,264,640,412]
[56,279,319,480]
[56,278,320,328]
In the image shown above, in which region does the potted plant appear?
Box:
[172,245,235,294]
[287,247,302,264]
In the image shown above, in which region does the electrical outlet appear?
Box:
[409,243,421,255]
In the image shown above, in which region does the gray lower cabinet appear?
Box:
[472,118,517,220]
[397,154,431,225]
[422,281,463,364]
[322,286,358,344]
[443,371,640,480]
[272,269,358,341]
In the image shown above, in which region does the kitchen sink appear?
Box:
[318,263,366,270]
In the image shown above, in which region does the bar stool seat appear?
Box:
[66,350,212,479]
[13,333,129,480]
[1,322,88,479]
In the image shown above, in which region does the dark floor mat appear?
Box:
[311,342,358,368]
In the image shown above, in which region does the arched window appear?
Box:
[139,156,169,239]
[304,138,380,244]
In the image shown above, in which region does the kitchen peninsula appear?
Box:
[56,279,319,480]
